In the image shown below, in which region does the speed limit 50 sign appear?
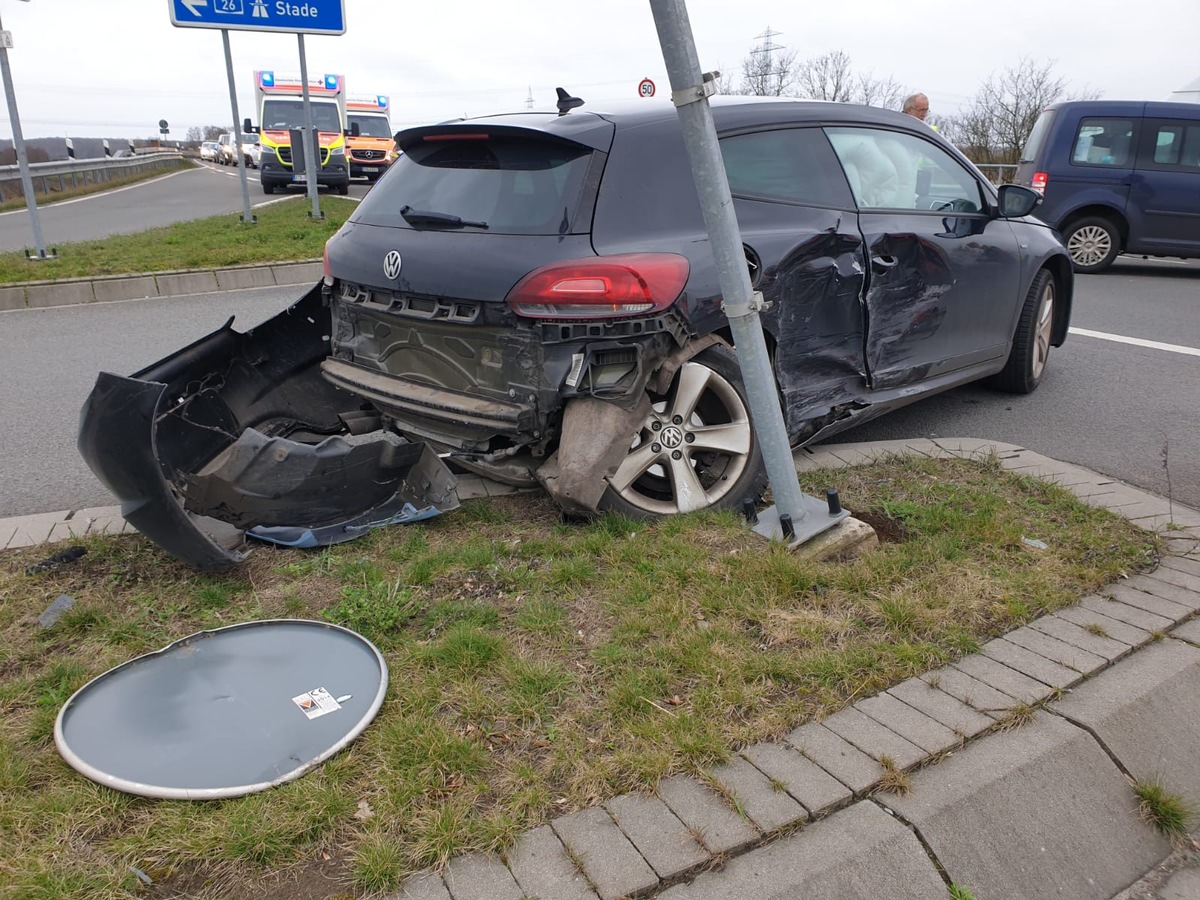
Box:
[638,78,656,98]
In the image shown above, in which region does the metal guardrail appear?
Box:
[0,151,185,202]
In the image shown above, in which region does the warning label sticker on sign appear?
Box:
[292,687,342,720]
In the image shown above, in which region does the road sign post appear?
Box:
[169,0,345,221]
[0,6,54,260]
[219,29,255,225]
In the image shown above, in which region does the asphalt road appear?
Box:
[0,257,1196,519]
[0,161,373,253]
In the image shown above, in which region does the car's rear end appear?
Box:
[321,113,701,489]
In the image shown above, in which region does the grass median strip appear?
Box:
[0,453,1159,898]
[0,196,356,284]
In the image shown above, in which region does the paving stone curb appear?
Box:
[7,438,1199,899]
[0,260,323,311]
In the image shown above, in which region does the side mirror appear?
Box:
[346,122,360,137]
[996,183,1041,219]
[243,118,258,135]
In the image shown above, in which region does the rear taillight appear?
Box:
[323,240,333,286]
[1031,171,1048,194]
[505,253,690,319]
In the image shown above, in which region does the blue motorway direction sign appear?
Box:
[169,0,346,35]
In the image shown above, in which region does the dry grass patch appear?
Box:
[0,454,1159,899]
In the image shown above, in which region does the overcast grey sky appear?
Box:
[1,0,1197,140]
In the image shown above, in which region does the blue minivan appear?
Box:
[1015,100,1200,272]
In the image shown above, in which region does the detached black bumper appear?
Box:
[77,283,458,571]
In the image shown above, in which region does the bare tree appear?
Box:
[795,50,854,102]
[203,125,226,140]
[740,26,798,96]
[186,126,203,144]
[853,71,905,110]
[959,56,1098,163]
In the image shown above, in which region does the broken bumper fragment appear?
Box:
[77,284,459,571]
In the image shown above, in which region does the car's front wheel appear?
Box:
[989,268,1055,394]
[599,344,767,518]
[1063,216,1120,273]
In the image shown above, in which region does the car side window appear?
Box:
[1147,121,1200,169]
[824,127,984,212]
[1071,118,1135,167]
[719,127,853,208]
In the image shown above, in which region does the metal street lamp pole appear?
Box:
[0,7,52,259]
[647,0,846,543]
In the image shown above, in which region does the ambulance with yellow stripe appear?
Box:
[245,70,351,196]
[346,94,397,183]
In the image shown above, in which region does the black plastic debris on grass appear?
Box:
[25,545,87,576]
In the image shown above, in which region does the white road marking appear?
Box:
[1069,327,1200,357]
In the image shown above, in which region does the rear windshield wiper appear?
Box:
[400,205,488,229]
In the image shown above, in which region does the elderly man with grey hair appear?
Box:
[902,92,930,121]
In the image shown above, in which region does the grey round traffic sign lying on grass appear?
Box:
[54,620,388,799]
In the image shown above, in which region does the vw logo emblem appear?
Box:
[660,425,684,450]
[383,250,403,281]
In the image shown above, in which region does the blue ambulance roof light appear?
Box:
[377,95,389,109]
[324,74,340,91]
[261,71,275,88]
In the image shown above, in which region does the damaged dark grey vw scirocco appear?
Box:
[79,96,1072,570]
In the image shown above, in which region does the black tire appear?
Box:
[262,182,276,195]
[989,269,1055,394]
[1062,216,1120,273]
[598,344,768,518]
[336,181,350,196]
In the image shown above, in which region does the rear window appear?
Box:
[1019,109,1057,164]
[1150,121,1200,169]
[1071,118,1135,167]
[356,134,595,235]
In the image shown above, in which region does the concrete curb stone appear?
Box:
[997,624,1110,675]
[1128,573,1200,612]
[913,665,1018,720]
[784,722,884,795]
[980,635,1086,688]
[852,692,961,755]
[1051,603,1155,648]
[654,775,760,855]
[739,740,852,817]
[386,871,452,900]
[655,800,947,900]
[1078,593,1175,633]
[885,712,1171,900]
[550,806,658,900]
[885,676,997,739]
[0,260,321,311]
[1051,639,1200,803]
[505,824,599,900]
[1105,584,1195,622]
[1174,618,1200,645]
[952,651,1057,705]
[706,754,807,832]
[442,852,523,900]
[818,705,926,770]
[1029,611,1138,660]
[603,792,709,881]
